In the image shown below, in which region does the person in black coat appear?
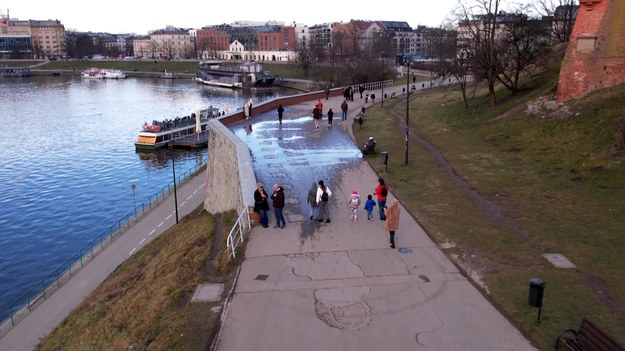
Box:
[271,184,286,228]
[277,104,285,125]
[254,183,270,228]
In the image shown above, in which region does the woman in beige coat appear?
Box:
[384,199,400,248]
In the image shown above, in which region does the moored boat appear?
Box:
[81,68,127,79]
[135,107,221,150]
[195,60,276,90]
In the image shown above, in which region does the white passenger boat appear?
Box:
[81,68,127,79]
[135,107,221,150]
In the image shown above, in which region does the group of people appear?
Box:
[254,177,401,249]
[253,183,286,229]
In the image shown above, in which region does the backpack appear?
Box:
[321,191,329,202]
[381,186,388,197]
[351,197,359,206]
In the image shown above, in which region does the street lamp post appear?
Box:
[405,59,410,166]
[380,52,386,107]
[172,154,179,224]
[131,183,137,218]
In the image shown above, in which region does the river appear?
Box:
[0,75,293,317]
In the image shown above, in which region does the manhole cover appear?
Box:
[399,248,412,254]
[255,274,269,281]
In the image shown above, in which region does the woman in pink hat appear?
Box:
[348,190,361,222]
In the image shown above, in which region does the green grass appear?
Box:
[0,60,44,67]
[35,206,236,351]
[355,52,625,349]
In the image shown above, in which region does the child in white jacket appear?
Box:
[348,190,361,222]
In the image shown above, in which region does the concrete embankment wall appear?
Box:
[203,89,341,214]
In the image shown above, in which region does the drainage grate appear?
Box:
[255,274,269,281]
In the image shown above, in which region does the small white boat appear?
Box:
[81,68,127,79]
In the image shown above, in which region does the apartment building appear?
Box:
[30,20,66,59]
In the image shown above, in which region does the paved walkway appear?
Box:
[216,84,537,350]
[0,172,207,351]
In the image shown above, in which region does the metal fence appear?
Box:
[0,161,206,332]
[226,207,251,259]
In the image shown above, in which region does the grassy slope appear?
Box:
[354,49,625,349]
[35,206,239,351]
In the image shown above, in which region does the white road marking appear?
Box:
[129,248,137,256]
[158,221,165,227]
[181,201,186,207]
[148,229,156,236]
[139,238,146,245]
[187,195,193,201]
[193,189,198,195]
[166,214,172,220]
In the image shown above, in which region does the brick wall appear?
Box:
[557,0,625,102]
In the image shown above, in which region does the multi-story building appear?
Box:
[30,20,66,59]
[149,26,195,59]
[196,28,230,58]
[381,21,417,61]
[0,16,31,58]
[132,36,152,58]
[308,23,333,52]
[197,22,297,61]
[257,26,295,51]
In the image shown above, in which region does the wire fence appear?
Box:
[0,161,206,332]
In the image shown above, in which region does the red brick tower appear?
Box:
[557,0,625,102]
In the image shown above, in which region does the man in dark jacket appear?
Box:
[271,183,286,228]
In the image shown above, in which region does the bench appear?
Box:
[556,317,625,351]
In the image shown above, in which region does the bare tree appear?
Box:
[533,0,578,45]
[496,13,551,94]
[431,26,473,108]
[457,0,502,107]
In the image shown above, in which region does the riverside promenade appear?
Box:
[215,83,538,350]
[0,173,207,350]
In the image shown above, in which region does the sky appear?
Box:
[1,0,461,34]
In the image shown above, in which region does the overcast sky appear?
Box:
[1,0,463,34]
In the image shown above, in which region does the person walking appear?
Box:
[316,180,332,223]
[253,183,270,228]
[327,108,334,128]
[359,85,365,99]
[341,100,348,121]
[307,182,319,220]
[365,93,369,103]
[312,106,321,129]
[316,99,323,115]
[384,199,401,248]
[370,93,376,104]
[348,190,361,222]
[364,194,376,221]
[271,183,286,228]
[349,87,354,101]
[374,178,389,220]
[277,104,285,125]
[324,86,330,100]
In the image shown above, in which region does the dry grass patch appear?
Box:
[36,206,224,351]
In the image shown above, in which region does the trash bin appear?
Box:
[380,151,388,170]
[528,278,545,308]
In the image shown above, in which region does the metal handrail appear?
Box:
[0,161,206,329]
[226,207,251,258]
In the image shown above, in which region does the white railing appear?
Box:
[226,207,251,258]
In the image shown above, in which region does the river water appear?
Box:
[0,75,291,317]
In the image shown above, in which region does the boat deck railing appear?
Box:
[144,108,220,133]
